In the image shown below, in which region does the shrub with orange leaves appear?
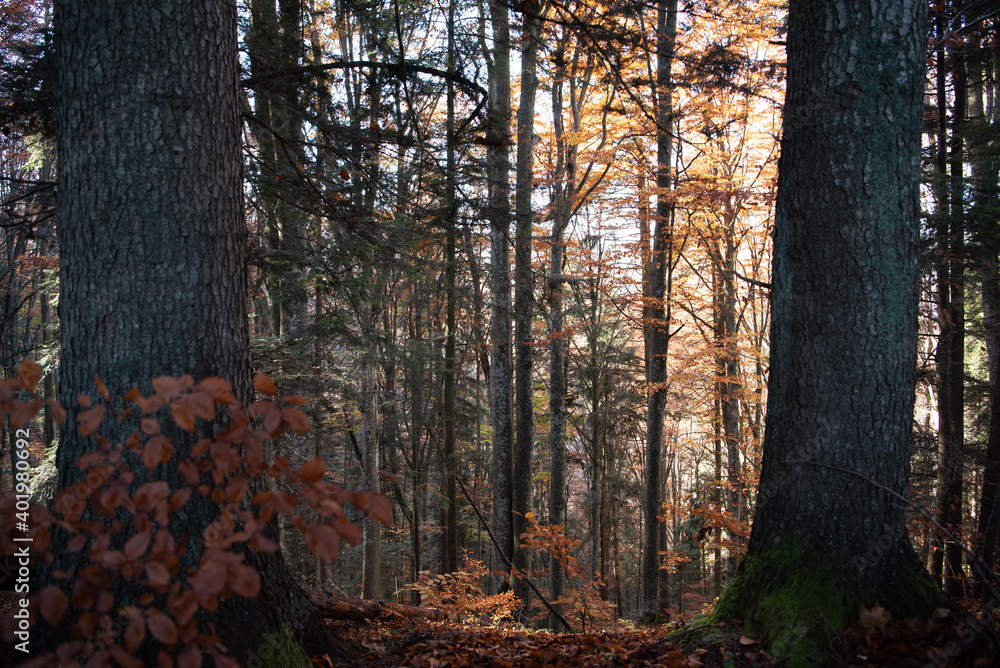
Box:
[0,362,390,667]
[519,513,618,633]
[400,557,521,626]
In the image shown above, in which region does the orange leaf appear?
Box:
[146,608,178,645]
[142,435,173,470]
[171,402,195,431]
[168,590,199,626]
[125,531,152,561]
[379,471,401,486]
[227,563,261,598]
[225,475,248,503]
[282,395,308,405]
[169,488,193,512]
[254,373,277,396]
[282,407,311,434]
[78,393,91,409]
[124,387,141,402]
[95,375,110,401]
[124,616,146,653]
[145,561,171,589]
[300,457,326,483]
[17,359,42,393]
[141,418,161,436]
[8,399,41,428]
[46,397,67,424]
[177,642,203,668]
[362,493,393,525]
[38,585,68,625]
[77,404,106,436]
[305,523,342,561]
[110,643,144,668]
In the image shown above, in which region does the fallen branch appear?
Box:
[314,596,447,622]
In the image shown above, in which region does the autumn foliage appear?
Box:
[0,361,390,667]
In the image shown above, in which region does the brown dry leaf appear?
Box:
[77,404,106,436]
[38,585,68,625]
[146,608,178,645]
[254,373,278,396]
[46,397,67,424]
[858,604,891,633]
[300,456,326,483]
[95,375,110,401]
[282,406,311,434]
[17,359,42,393]
[124,617,146,653]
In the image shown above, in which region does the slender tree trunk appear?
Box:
[442,0,460,575]
[721,206,743,583]
[640,0,678,623]
[360,351,382,600]
[487,0,514,591]
[548,31,569,629]
[511,0,542,602]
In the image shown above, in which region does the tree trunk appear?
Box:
[442,0,460,575]
[45,1,331,663]
[360,352,382,600]
[487,0,514,592]
[511,0,542,604]
[639,0,678,624]
[971,55,1000,577]
[711,1,944,663]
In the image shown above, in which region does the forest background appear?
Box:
[0,0,997,649]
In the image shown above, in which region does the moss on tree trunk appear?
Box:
[711,534,945,666]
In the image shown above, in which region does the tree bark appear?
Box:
[712,1,944,663]
[487,0,514,592]
[511,0,542,604]
[548,29,569,630]
[639,0,678,624]
[45,1,331,663]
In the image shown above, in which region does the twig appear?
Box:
[422,427,578,634]
[454,476,575,633]
[816,607,850,661]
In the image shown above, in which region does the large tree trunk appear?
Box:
[43,1,331,663]
[639,0,678,623]
[711,1,944,663]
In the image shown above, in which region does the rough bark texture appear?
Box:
[487,0,514,591]
[511,0,541,603]
[711,1,943,664]
[639,0,677,623]
[46,1,334,664]
[548,31,569,630]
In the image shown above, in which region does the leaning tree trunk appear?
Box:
[43,1,332,664]
[711,0,944,664]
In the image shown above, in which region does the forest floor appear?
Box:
[1,591,996,666]
[322,599,998,668]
